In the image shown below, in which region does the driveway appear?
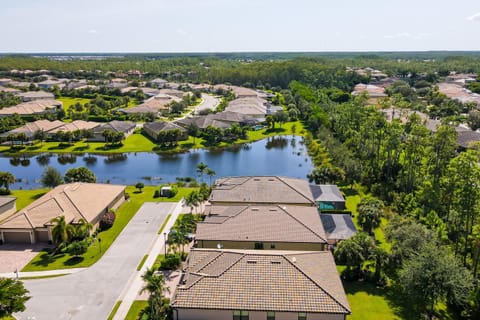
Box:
[194,93,219,114]
[0,243,50,273]
[17,202,176,320]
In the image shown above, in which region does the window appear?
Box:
[267,311,275,320]
[233,310,249,320]
[298,313,307,320]
[270,243,276,249]
[254,242,264,250]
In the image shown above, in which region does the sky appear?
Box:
[0,0,479,52]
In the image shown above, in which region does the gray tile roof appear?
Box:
[95,120,136,134]
[320,214,357,241]
[211,176,316,205]
[197,205,327,243]
[143,121,186,133]
[457,130,480,148]
[310,185,345,203]
[171,249,350,314]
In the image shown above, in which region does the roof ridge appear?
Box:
[61,185,87,221]
[277,177,315,204]
[283,254,351,314]
[278,205,327,242]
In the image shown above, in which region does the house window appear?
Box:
[270,243,276,249]
[267,311,275,320]
[254,242,264,250]
[233,310,249,320]
[298,312,307,320]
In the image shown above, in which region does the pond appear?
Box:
[0,136,313,189]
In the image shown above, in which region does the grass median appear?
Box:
[22,186,191,272]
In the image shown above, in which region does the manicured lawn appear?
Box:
[22,186,193,271]
[107,300,122,320]
[344,281,401,320]
[10,188,49,211]
[57,97,91,112]
[125,300,148,320]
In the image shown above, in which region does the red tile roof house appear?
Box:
[171,249,351,320]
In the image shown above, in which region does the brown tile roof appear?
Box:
[210,176,316,205]
[3,120,64,137]
[197,205,327,244]
[0,100,61,116]
[0,196,16,207]
[48,120,100,133]
[0,183,125,230]
[171,249,350,314]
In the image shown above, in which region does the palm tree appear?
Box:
[50,216,75,245]
[357,197,384,235]
[183,190,200,214]
[140,268,170,320]
[205,168,216,186]
[73,218,93,240]
[0,171,15,192]
[196,162,208,183]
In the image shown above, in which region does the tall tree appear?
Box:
[140,268,170,320]
[196,162,208,183]
[64,167,97,183]
[50,215,75,244]
[40,166,64,188]
[0,278,30,318]
[357,197,384,235]
[0,171,15,192]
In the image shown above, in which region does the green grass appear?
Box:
[137,255,149,271]
[107,300,122,320]
[344,281,401,320]
[152,254,165,270]
[57,97,91,112]
[158,214,171,234]
[22,186,193,271]
[10,188,49,211]
[20,273,67,280]
[125,300,148,320]
[0,316,16,320]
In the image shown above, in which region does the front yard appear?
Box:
[21,186,193,271]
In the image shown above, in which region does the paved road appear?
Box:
[194,93,219,114]
[17,202,176,320]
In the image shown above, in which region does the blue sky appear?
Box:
[0,0,479,52]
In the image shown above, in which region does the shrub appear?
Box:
[100,211,116,231]
[0,188,11,195]
[153,189,161,198]
[159,254,181,270]
[169,185,178,198]
[124,192,130,200]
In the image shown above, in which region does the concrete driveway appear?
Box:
[194,93,219,114]
[0,243,50,273]
[17,202,176,320]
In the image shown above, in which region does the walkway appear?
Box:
[194,93,220,114]
[112,200,184,320]
[16,202,176,320]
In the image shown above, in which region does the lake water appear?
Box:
[0,136,313,189]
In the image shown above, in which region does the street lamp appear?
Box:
[98,237,102,254]
[163,232,167,256]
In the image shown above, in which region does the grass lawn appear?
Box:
[125,300,148,320]
[107,301,122,320]
[57,97,91,112]
[22,186,193,271]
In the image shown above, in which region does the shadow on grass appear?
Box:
[63,256,84,266]
[73,146,90,152]
[343,280,421,320]
[342,188,359,197]
[263,127,286,135]
[26,145,42,151]
[29,250,65,267]
[95,144,123,151]
[31,192,48,201]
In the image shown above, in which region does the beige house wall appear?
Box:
[174,309,346,320]
[198,240,324,251]
[0,201,16,222]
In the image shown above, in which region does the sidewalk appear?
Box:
[113,200,184,320]
[0,267,85,279]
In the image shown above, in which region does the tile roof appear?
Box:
[0,120,64,138]
[457,130,480,148]
[226,97,267,116]
[320,214,357,241]
[143,121,186,133]
[210,176,316,205]
[0,196,16,207]
[48,120,100,133]
[171,249,350,314]
[16,91,55,99]
[0,100,61,116]
[0,183,125,230]
[94,121,136,134]
[175,111,257,129]
[310,185,345,203]
[197,205,327,244]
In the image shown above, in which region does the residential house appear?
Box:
[16,91,55,102]
[0,120,64,140]
[310,184,346,210]
[0,183,126,244]
[210,176,317,206]
[0,78,12,86]
[159,88,186,99]
[438,82,480,107]
[47,120,100,138]
[122,94,181,115]
[175,111,258,130]
[196,205,327,251]
[320,214,357,247]
[0,197,16,223]
[0,100,62,117]
[457,130,480,149]
[143,121,188,141]
[37,79,65,90]
[149,78,168,88]
[0,86,20,94]
[107,78,128,89]
[351,83,387,102]
[225,97,269,119]
[171,249,351,320]
[90,120,136,141]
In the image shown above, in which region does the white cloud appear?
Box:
[88,29,97,34]
[176,28,188,36]
[384,32,430,40]
[467,12,480,21]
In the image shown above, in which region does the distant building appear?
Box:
[320,214,357,246]
[107,78,128,89]
[143,121,188,141]
[149,78,168,89]
[90,120,136,141]
[0,100,62,117]
[16,91,55,102]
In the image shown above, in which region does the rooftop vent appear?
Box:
[247,260,257,264]
[292,257,297,263]
[270,261,281,264]
[251,208,259,211]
